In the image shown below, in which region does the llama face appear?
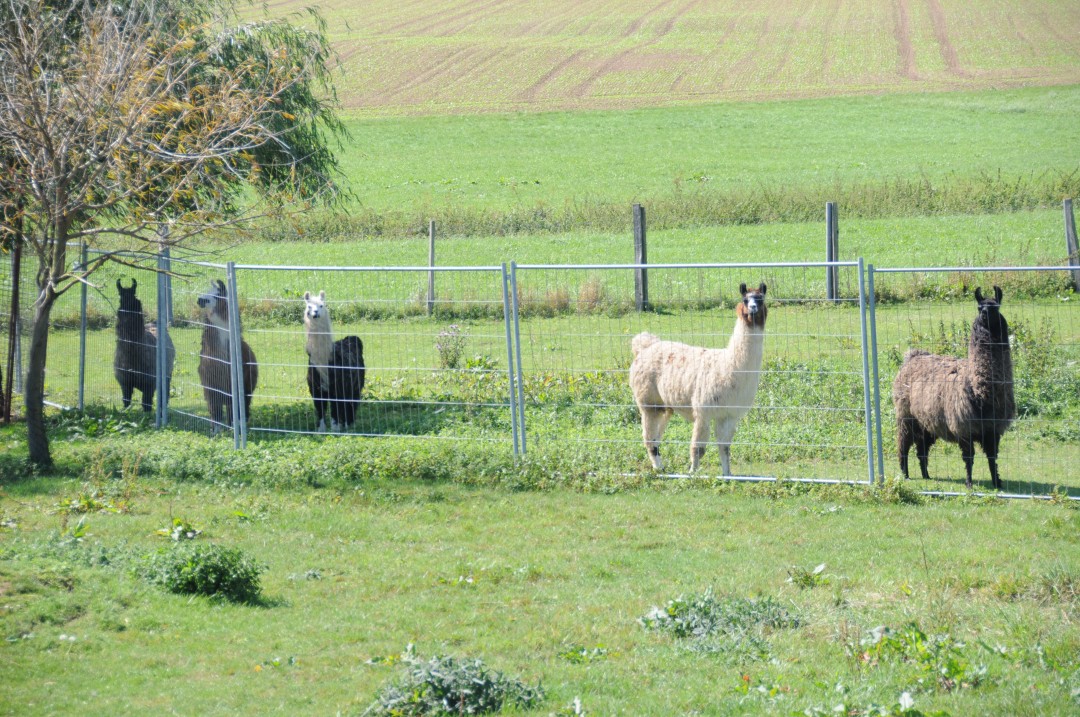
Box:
[197,279,229,321]
[303,291,328,323]
[737,282,768,327]
[975,286,1008,338]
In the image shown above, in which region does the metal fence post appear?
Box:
[867,264,885,483]
[857,258,875,485]
[509,262,526,454]
[633,204,648,311]
[156,250,169,428]
[163,246,173,327]
[826,202,839,300]
[77,243,88,411]
[500,264,520,457]
[225,262,247,449]
[427,221,436,316]
[1066,198,1080,293]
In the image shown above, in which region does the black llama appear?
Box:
[114,278,174,412]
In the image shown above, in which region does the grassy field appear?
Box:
[260,1,1080,115]
[1,431,1079,716]
[5,3,1080,714]
[330,86,1080,224]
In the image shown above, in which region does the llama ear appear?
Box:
[739,282,747,296]
[116,278,123,292]
[303,291,311,301]
[993,286,1002,304]
[130,278,136,292]
[216,279,226,296]
[319,290,326,302]
[758,282,766,295]
[975,287,984,303]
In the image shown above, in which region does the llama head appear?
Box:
[197,279,229,322]
[737,282,767,328]
[974,286,1008,341]
[116,278,142,316]
[303,290,330,328]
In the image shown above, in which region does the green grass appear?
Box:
[289,86,1080,240]
[1,433,1079,716]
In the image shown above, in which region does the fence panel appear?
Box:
[195,264,520,449]
[512,262,873,483]
[869,266,1080,497]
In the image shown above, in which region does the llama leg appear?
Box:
[120,380,133,410]
[715,418,738,477]
[639,407,670,470]
[914,429,934,481]
[141,385,154,413]
[982,433,1003,490]
[959,438,976,489]
[897,419,913,479]
[689,416,709,473]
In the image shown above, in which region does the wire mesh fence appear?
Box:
[3,247,1078,497]
[868,265,1080,498]
[510,262,873,482]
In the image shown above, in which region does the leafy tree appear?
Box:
[0,0,346,466]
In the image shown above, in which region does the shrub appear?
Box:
[364,647,544,716]
[138,543,264,604]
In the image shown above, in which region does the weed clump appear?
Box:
[364,646,544,716]
[138,542,264,604]
[640,588,799,659]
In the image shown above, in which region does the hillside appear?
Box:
[263,0,1080,116]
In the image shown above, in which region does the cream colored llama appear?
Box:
[629,282,767,475]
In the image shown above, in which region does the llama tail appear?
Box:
[632,332,660,357]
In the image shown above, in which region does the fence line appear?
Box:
[3,250,1077,498]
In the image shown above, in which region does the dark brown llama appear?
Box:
[892,286,1015,489]
[197,279,258,433]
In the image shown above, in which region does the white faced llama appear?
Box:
[629,282,768,475]
[197,279,258,433]
[114,278,175,412]
[892,286,1015,489]
[303,291,365,432]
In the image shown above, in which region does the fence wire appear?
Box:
[5,248,1078,497]
[869,266,1079,498]
[511,262,872,482]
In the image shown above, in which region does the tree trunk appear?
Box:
[24,293,54,467]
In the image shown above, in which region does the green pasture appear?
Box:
[308,84,1080,235]
[2,437,1079,716]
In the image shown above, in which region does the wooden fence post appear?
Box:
[427,220,436,316]
[1065,199,1080,293]
[633,204,648,311]
[826,202,839,300]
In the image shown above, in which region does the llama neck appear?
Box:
[203,313,231,361]
[305,316,333,381]
[117,309,144,339]
[727,317,766,369]
[968,321,1013,397]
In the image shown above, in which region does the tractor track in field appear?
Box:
[892,0,918,80]
[927,0,963,75]
[570,0,701,100]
